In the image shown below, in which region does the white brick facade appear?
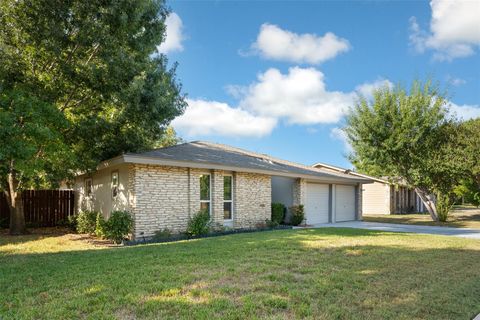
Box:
[357,184,363,220]
[233,172,271,228]
[292,178,306,206]
[93,165,274,239]
[132,165,191,238]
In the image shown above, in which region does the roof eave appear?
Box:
[93,154,372,184]
[313,162,386,184]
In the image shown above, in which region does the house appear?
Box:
[75,141,372,239]
[312,162,427,215]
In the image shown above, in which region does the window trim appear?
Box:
[223,174,233,221]
[111,170,119,199]
[84,178,93,198]
[199,174,211,215]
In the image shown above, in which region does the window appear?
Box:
[84,178,93,197]
[199,174,210,214]
[111,171,119,198]
[224,175,233,220]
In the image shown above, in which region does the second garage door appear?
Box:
[335,185,356,222]
[305,183,329,224]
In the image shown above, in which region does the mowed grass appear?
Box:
[1,228,480,320]
[364,207,480,229]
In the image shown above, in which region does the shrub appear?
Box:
[56,215,77,230]
[211,222,226,233]
[290,205,305,226]
[271,203,286,224]
[472,192,480,208]
[436,193,453,222]
[66,215,77,230]
[153,228,173,241]
[76,211,98,234]
[95,213,106,238]
[186,209,211,236]
[265,219,279,228]
[104,211,133,244]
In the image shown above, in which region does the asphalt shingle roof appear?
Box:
[126,141,371,183]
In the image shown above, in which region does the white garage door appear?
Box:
[305,183,329,224]
[335,185,356,221]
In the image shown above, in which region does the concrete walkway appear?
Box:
[306,221,480,239]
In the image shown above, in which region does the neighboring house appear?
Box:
[312,162,427,215]
[75,141,372,239]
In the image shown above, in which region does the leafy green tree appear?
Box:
[0,0,186,234]
[458,119,480,183]
[345,80,469,221]
[0,89,74,233]
[154,126,184,148]
[454,178,480,207]
[453,118,480,207]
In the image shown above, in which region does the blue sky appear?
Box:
[159,0,480,169]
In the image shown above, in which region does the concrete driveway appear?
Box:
[307,221,480,239]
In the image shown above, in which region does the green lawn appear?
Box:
[364,207,480,229]
[1,228,479,320]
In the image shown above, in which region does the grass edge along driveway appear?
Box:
[363,207,480,229]
[1,228,479,320]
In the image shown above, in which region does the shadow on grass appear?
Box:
[0,231,68,246]
[0,228,479,319]
[364,211,480,229]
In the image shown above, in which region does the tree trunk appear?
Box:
[414,187,439,221]
[6,172,26,235]
[9,194,26,235]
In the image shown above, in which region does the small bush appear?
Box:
[153,228,173,241]
[436,193,453,222]
[265,219,279,228]
[104,211,133,244]
[67,215,77,230]
[76,211,98,234]
[186,209,211,236]
[95,213,106,238]
[211,222,226,233]
[290,205,305,226]
[271,203,286,224]
[472,192,480,208]
[56,215,77,230]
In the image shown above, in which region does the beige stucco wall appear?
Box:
[361,181,391,215]
[74,164,132,219]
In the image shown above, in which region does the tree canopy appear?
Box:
[345,80,472,221]
[0,0,186,233]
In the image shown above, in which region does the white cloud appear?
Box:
[173,67,392,138]
[355,79,394,100]
[157,13,184,54]
[330,127,352,153]
[238,67,355,124]
[409,0,480,61]
[250,23,351,64]
[448,102,480,120]
[445,75,466,87]
[171,99,277,137]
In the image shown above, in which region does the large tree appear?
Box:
[345,80,470,221]
[458,118,480,184]
[0,0,186,234]
[453,118,480,207]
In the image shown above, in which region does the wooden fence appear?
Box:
[0,190,75,227]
